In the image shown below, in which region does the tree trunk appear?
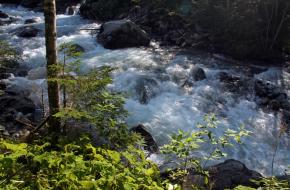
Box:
[44,0,61,133]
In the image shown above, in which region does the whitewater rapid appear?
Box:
[0,4,289,176]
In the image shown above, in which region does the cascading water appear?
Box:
[0,4,289,176]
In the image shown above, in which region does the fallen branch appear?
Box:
[15,118,35,130]
[24,116,50,142]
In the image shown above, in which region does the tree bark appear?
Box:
[44,0,61,132]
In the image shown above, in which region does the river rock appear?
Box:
[0,91,36,134]
[97,20,150,49]
[24,17,41,24]
[67,6,75,15]
[135,77,158,104]
[130,124,158,153]
[254,79,289,110]
[190,66,206,81]
[0,11,9,19]
[0,73,14,80]
[218,72,249,93]
[0,94,35,116]
[15,26,40,38]
[207,159,262,190]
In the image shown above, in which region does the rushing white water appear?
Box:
[1,4,289,176]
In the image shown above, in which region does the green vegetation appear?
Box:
[51,42,133,146]
[190,0,290,59]
[0,137,164,189]
[161,114,251,188]
[0,15,289,188]
[81,0,290,59]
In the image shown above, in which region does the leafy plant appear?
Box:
[0,137,165,190]
[161,114,251,187]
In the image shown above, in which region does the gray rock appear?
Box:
[135,77,158,104]
[0,73,14,80]
[24,17,41,24]
[190,66,206,81]
[0,11,9,18]
[207,159,262,190]
[130,124,158,153]
[98,20,150,49]
[15,26,40,38]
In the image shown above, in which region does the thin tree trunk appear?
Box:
[44,0,61,133]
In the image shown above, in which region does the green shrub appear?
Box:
[0,137,164,189]
[161,114,251,187]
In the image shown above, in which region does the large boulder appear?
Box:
[190,66,206,81]
[0,11,9,19]
[208,159,262,190]
[0,91,36,130]
[218,72,250,93]
[97,20,150,49]
[254,79,288,111]
[182,159,262,190]
[15,26,40,38]
[0,94,35,116]
[24,17,41,24]
[183,66,206,86]
[130,124,158,153]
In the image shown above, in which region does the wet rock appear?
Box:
[254,79,289,110]
[0,92,35,120]
[97,20,150,49]
[0,82,6,91]
[207,159,262,190]
[269,99,281,111]
[135,77,158,104]
[0,11,9,19]
[15,26,40,38]
[218,72,249,93]
[67,6,75,15]
[130,124,158,153]
[24,17,41,24]
[0,73,14,80]
[190,66,206,81]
